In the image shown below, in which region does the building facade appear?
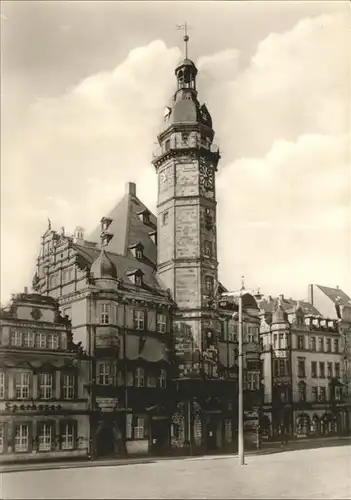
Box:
[0,291,89,463]
[260,293,349,439]
[28,47,263,458]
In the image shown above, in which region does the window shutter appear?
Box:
[148,311,155,332]
[73,419,78,449]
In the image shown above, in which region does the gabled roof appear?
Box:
[86,184,157,266]
[315,285,351,306]
[259,297,320,316]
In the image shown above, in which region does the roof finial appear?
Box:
[176,22,189,59]
[240,275,245,291]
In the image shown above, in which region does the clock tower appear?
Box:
[152,45,221,377]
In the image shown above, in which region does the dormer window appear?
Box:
[101,217,112,232]
[149,231,157,244]
[137,209,151,225]
[101,233,113,247]
[127,269,144,287]
[129,243,144,261]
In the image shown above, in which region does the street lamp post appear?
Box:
[222,280,257,466]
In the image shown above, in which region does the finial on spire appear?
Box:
[176,22,189,59]
[240,276,245,291]
[47,218,51,230]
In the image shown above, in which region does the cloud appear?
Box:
[1,11,350,303]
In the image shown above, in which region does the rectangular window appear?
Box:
[62,373,75,399]
[318,337,324,352]
[319,387,326,401]
[247,326,258,344]
[319,362,325,378]
[156,314,167,334]
[297,336,304,350]
[298,359,306,378]
[62,267,73,283]
[0,425,4,453]
[49,272,59,288]
[0,372,4,399]
[247,371,260,391]
[11,331,22,347]
[14,424,29,452]
[135,310,145,331]
[23,332,35,348]
[36,333,47,349]
[100,303,110,325]
[162,211,169,226]
[47,334,59,349]
[311,387,318,401]
[135,368,145,388]
[333,339,339,353]
[133,417,145,439]
[228,321,237,342]
[335,363,340,378]
[326,338,331,352]
[298,382,306,401]
[311,361,317,378]
[15,372,30,399]
[335,386,342,401]
[273,333,278,350]
[327,362,333,378]
[159,369,167,388]
[98,363,111,385]
[61,422,74,450]
[310,337,316,351]
[39,373,53,399]
[39,422,53,451]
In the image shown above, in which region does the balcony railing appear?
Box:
[152,140,220,160]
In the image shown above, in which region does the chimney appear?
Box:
[24,286,28,294]
[278,294,284,301]
[126,182,136,196]
[308,284,314,305]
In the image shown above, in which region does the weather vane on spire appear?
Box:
[176,22,190,59]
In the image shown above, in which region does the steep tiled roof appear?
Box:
[259,297,320,316]
[87,185,157,266]
[316,285,351,306]
[71,243,164,295]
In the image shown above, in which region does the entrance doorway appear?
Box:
[206,418,218,451]
[151,418,169,453]
[96,425,115,457]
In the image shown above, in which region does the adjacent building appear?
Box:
[0,291,89,463]
[259,291,350,439]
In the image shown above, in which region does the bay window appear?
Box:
[100,303,110,325]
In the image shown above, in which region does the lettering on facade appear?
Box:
[3,402,62,413]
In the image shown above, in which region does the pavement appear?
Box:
[1,444,350,499]
[1,435,350,474]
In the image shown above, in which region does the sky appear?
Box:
[1,0,350,304]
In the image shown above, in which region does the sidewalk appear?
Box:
[1,435,350,474]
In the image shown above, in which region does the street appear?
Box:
[1,445,350,499]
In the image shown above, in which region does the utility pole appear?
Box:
[238,287,245,465]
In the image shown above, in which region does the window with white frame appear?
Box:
[157,314,167,333]
[100,303,110,325]
[133,416,145,439]
[36,333,47,348]
[47,334,59,349]
[247,371,260,391]
[135,368,145,388]
[62,373,75,399]
[97,363,111,385]
[135,248,143,260]
[11,331,22,347]
[39,373,53,399]
[135,310,145,331]
[14,424,29,452]
[61,422,74,450]
[247,326,258,344]
[228,321,237,342]
[0,372,4,399]
[0,425,4,453]
[39,422,53,451]
[15,372,30,399]
[159,369,167,388]
[23,332,35,348]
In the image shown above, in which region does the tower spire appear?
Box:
[176,22,190,59]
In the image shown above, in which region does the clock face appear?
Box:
[199,163,214,192]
